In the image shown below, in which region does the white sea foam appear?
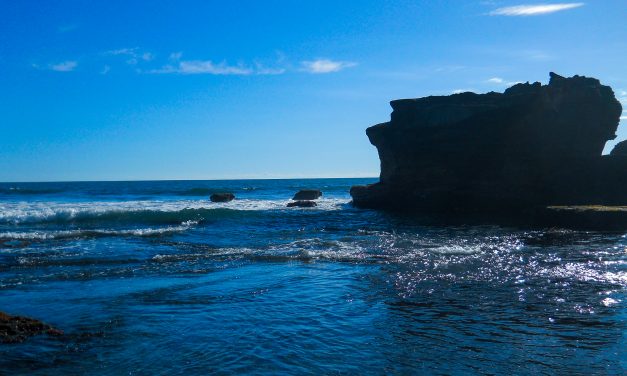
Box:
[601,297,619,307]
[0,221,198,240]
[0,198,348,224]
[266,238,370,261]
[430,244,483,254]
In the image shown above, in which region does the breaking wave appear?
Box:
[0,198,348,225]
[0,221,198,241]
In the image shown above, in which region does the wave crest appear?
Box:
[0,221,198,241]
[0,198,347,225]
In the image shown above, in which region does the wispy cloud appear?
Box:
[301,59,357,74]
[486,77,522,86]
[41,49,355,77]
[50,61,78,72]
[169,52,183,61]
[489,3,584,16]
[105,48,137,56]
[179,60,251,74]
[452,89,475,94]
[255,65,286,75]
[141,52,154,62]
[104,48,153,65]
[149,60,253,75]
[151,55,287,75]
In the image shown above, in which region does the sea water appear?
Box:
[0,179,625,374]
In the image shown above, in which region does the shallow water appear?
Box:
[0,179,625,374]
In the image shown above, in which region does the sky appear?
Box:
[1,0,626,182]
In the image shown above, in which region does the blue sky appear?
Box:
[1,0,625,182]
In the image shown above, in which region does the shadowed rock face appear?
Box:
[351,73,624,217]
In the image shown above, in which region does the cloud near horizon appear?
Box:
[487,77,504,84]
[487,77,522,86]
[301,59,357,74]
[452,89,474,94]
[490,3,584,16]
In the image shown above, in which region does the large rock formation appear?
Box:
[351,73,624,221]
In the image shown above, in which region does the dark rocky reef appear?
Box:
[1,311,63,344]
[293,190,322,200]
[351,73,625,225]
[210,193,235,202]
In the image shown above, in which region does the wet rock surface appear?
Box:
[210,193,235,202]
[0,311,63,344]
[292,190,322,200]
[287,200,317,208]
[351,73,625,225]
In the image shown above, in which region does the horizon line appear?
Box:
[0,175,379,184]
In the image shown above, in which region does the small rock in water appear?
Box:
[210,193,235,202]
[0,311,63,344]
[292,190,322,200]
[287,200,317,208]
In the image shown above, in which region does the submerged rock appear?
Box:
[287,200,317,208]
[292,190,322,200]
[351,73,624,223]
[210,193,235,202]
[0,311,63,344]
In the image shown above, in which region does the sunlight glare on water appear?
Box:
[0,179,625,374]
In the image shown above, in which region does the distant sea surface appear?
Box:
[0,178,625,375]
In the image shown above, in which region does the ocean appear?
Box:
[0,178,625,374]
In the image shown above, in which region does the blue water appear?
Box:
[0,178,625,375]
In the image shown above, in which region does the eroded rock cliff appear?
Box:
[351,73,624,220]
